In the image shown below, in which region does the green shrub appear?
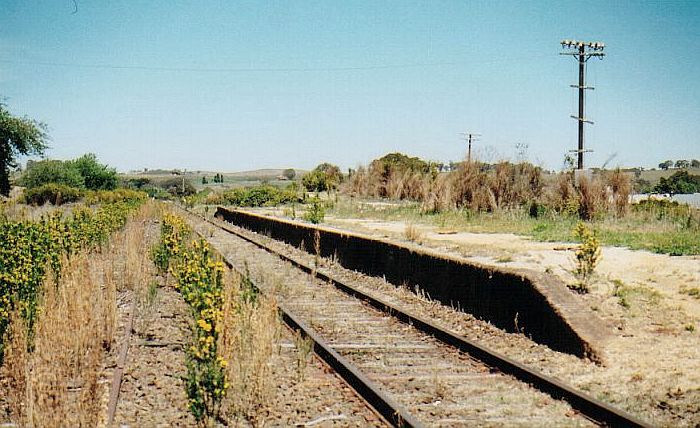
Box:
[158,177,197,197]
[221,185,297,207]
[23,183,82,205]
[570,222,601,293]
[301,163,343,192]
[20,154,117,191]
[84,189,147,205]
[70,153,118,190]
[654,170,700,195]
[20,160,84,189]
[303,198,325,224]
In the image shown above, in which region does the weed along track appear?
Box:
[179,206,653,428]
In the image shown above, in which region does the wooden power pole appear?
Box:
[459,132,481,163]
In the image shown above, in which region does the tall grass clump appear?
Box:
[219,271,280,426]
[604,168,632,217]
[344,154,545,214]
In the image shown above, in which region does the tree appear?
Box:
[160,177,196,196]
[20,159,84,189]
[654,170,700,195]
[282,168,296,180]
[0,103,48,195]
[202,176,208,185]
[371,152,431,178]
[70,153,117,190]
[692,159,700,168]
[675,159,690,169]
[658,160,673,170]
[301,163,342,192]
[20,154,117,191]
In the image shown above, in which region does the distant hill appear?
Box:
[122,168,308,182]
[226,168,307,180]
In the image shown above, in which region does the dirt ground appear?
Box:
[320,216,700,426]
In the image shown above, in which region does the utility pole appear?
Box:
[459,132,481,163]
[560,39,605,170]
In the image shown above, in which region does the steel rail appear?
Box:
[187,207,654,428]
[185,210,420,428]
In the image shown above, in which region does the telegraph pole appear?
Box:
[560,39,605,170]
[459,132,481,162]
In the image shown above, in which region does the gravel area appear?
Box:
[111,283,197,427]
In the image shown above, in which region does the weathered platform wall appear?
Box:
[215,207,608,359]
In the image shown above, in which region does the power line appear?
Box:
[0,59,470,73]
[560,39,605,170]
[0,53,551,74]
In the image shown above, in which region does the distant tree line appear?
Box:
[658,159,700,170]
[125,176,196,198]
[654,170,700,195]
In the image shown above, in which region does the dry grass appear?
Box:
[605,168,633,217]
[1,253,115,427]
[0,200,63,222]
[0,202,158,427]
[404,222,424,243]
[577,174,608,220]
[421,173,454,213]
[2,310,29,422]
[219,271,281,426]
[544,172,578,213]
[346,159,546,214]
[342,156,638,222]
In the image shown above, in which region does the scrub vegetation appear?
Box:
[326,152,699,255]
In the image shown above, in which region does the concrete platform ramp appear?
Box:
[215,207,610,362]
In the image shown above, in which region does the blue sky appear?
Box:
[1,1,698,172]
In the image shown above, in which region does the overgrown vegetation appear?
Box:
[193,183,299,208]
[153,213,281,426]
[0,198,145,364]
[570,222,601,293]
[1,202,154,426]
[333,152,700,255]
[329,192,700,255]
[174,240,228,424]
[219,271,280,425]
[23,183,82,205]
[303,197,325,224]
[153,215,225,424]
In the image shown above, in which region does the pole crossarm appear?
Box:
[569,115,595,124]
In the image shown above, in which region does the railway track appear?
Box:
[180,206,653,428]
